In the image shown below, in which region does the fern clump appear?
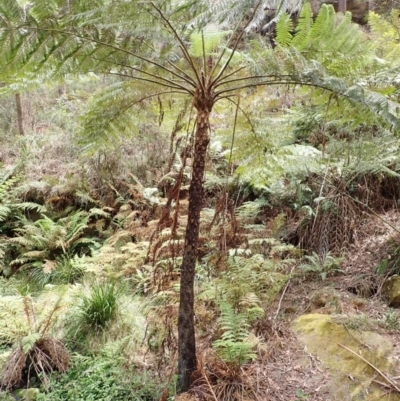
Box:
[299,251,343,280]
[0,294,70,389]
[213,303,257,366]
[9,210,101,276]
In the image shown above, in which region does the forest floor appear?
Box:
[245,209,400,401]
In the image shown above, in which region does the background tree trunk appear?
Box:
[338,0,347,13]
[177,97,212,392]
[15,93,25,136]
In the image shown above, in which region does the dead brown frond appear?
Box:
[0,337,70,390]
[354,173,399,212]
[190,349,267,401]
[0,347,27,390]
[298,177,359,258]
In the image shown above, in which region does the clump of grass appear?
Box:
[67,281,124,341]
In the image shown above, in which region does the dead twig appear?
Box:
[274,265,296,320]
[203,371,218,401]
[338,343,400,393]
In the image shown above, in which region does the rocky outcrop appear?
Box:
[292,314,400,400]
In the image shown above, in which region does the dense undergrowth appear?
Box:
[2,4,400,401]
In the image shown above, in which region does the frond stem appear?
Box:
[150,2,204,92]
[215,80,348,97]
[215,74,294,89]
[210,2,262,87]
[24,26,193,92]
[219,95,256,133]
[99,58,194,93]
[106,72,190,93]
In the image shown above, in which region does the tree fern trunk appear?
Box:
[177,88,213,392]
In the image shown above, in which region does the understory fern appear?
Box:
[213,302,257,366]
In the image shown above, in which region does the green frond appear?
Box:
[213,302,257,366]
[275,13,293,48]
[0,206,11,223]
[276,4,369,77]
[79,81,185,152]
[291,3,313,49]
[368,10,400,62]
[190,27,232,58]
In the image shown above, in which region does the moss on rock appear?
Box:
[291,314,400,401]
[382,275,400,307]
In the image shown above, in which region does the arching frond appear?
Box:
[79,80,187,151]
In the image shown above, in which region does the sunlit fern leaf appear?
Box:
[290,3,313,49]
[21,333,41,354]
[189,27,232,58]
[275,13,293,48]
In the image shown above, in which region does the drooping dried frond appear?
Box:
[298,176,359,258]
[0,337,70,389]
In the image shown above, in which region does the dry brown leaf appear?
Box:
[43,259,56,274]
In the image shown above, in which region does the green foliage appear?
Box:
[0,292,70,389]
[30,255,85,287]
[0,292,65,345]
[193,0,302,31]
[0,169,46,275]
[368,9,400,63]
[276,4,369,77]
[189,28,231,58]
[9,210,101,272]
[376,240,400,276]
[67,281,124,340]
[299,252,343,280]
[213,302,257,366]
[203,252,293,309]
[381,309,400,330]
[36,353,165,401]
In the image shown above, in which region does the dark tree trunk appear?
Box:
[177,87,214,392]
[15,93,24,136]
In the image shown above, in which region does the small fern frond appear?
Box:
[276,13,293,47]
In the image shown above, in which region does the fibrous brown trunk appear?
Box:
[177,87,214,392]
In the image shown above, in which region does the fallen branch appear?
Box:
[338,343,400,393]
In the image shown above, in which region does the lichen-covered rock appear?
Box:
[291,314,400,401]
[382,275,400,307]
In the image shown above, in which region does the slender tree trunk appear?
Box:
[177,87,214,392]
[15,93,25,136]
